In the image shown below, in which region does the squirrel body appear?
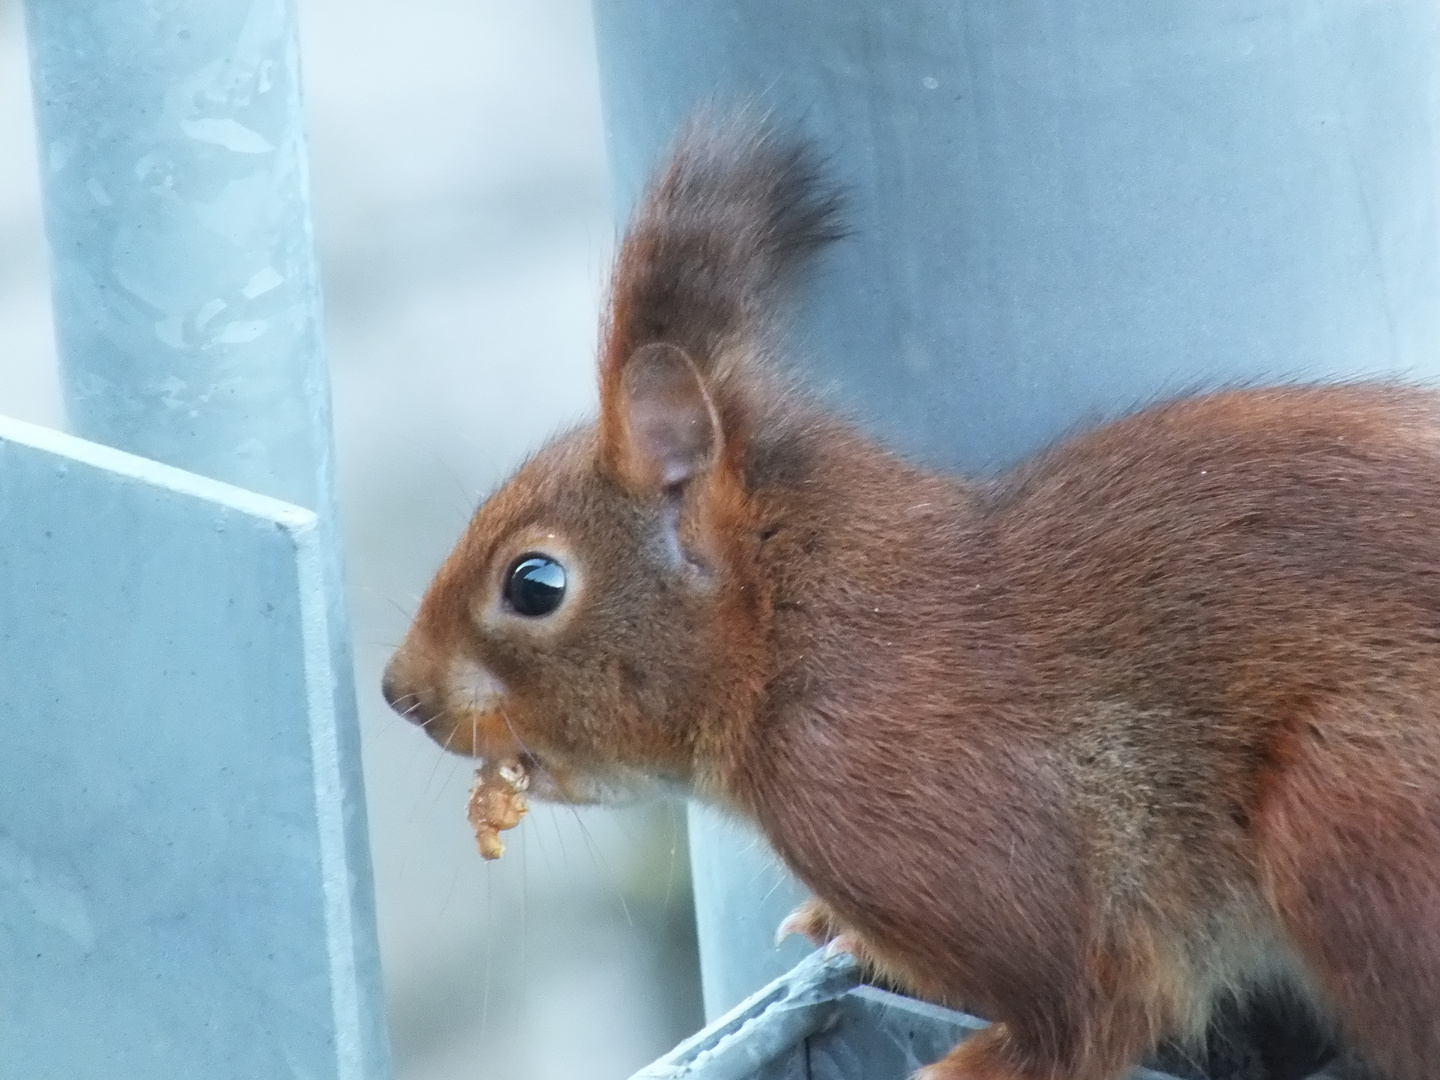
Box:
[384,118,1440,1080]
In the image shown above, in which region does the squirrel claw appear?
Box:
[822,932,865,960]
[774,909,812,948]
[776,898,868,966]
[775,897,835,948]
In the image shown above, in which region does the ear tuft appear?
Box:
[613,343,719,494]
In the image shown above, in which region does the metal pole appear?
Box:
[591,0,1440,1019]
[22,0,389,1074]
[25,0,333,509]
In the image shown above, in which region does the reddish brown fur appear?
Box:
[383,118,1440,1080]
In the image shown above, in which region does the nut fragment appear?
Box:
[467,759,530,860]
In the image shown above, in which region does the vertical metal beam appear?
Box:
[591,0,1440,1019]
[685,805,813,1022]
[24,0,332,509]
[20,1,389,1074]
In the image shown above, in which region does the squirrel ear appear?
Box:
[607,342,720,495]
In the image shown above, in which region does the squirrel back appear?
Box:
[384,117,1440,1080]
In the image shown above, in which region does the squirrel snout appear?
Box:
[381,650,515,758]
[380,658,437,729]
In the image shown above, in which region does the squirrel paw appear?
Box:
[776,897,877,969]
[775,897,839,948]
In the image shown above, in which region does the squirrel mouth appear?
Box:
[487,750,582,803]
[492,750,632,805]
[514,751,549,789]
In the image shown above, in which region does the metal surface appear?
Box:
[0,416,385,1079]
[687,804,812,1022]
[592,0,1440,1018]
[18,2,388,1074]
[24,0,335,509]
[633,950,863,1080]
[630,950,1182,1080]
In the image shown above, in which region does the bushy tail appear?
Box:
[600,113,845,384]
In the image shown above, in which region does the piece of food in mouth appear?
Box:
[467,759,530,860]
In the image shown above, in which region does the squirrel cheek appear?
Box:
[443,657,522,759]
[448,656,503,710]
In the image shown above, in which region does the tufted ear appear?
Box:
[605,342,720,496]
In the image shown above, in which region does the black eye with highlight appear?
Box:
[504,554,567,617]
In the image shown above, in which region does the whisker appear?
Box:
[382,595,416,622]
[489,708,559,876]
[550,802,572,879]
[497,707,539,762]
[426,753,465,821]
[569,805,633,929]
[404,714,460,832]
[436,857,463,921]
[519,803,557,884]
[362,699,453,753]
[496,707,634,927]
[760,872,787,905]
[362,692,420,749]
[429,448,480,515]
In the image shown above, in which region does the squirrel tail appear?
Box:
[600,112,845,384]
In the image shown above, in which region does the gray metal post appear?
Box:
[25,0,334,510]
[21,0,389,1074]
[591,0,1440,1019]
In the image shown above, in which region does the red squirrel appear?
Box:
[382,116,1440,1080]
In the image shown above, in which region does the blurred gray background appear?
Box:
[0,1,705,1076]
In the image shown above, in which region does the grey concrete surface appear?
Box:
[0,1,704,1077]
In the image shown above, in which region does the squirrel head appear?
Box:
[382,116,844,801]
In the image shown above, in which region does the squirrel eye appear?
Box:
[504,554,567,617]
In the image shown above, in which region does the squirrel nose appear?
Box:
[381,659,434,727]
[380,666,403,710]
